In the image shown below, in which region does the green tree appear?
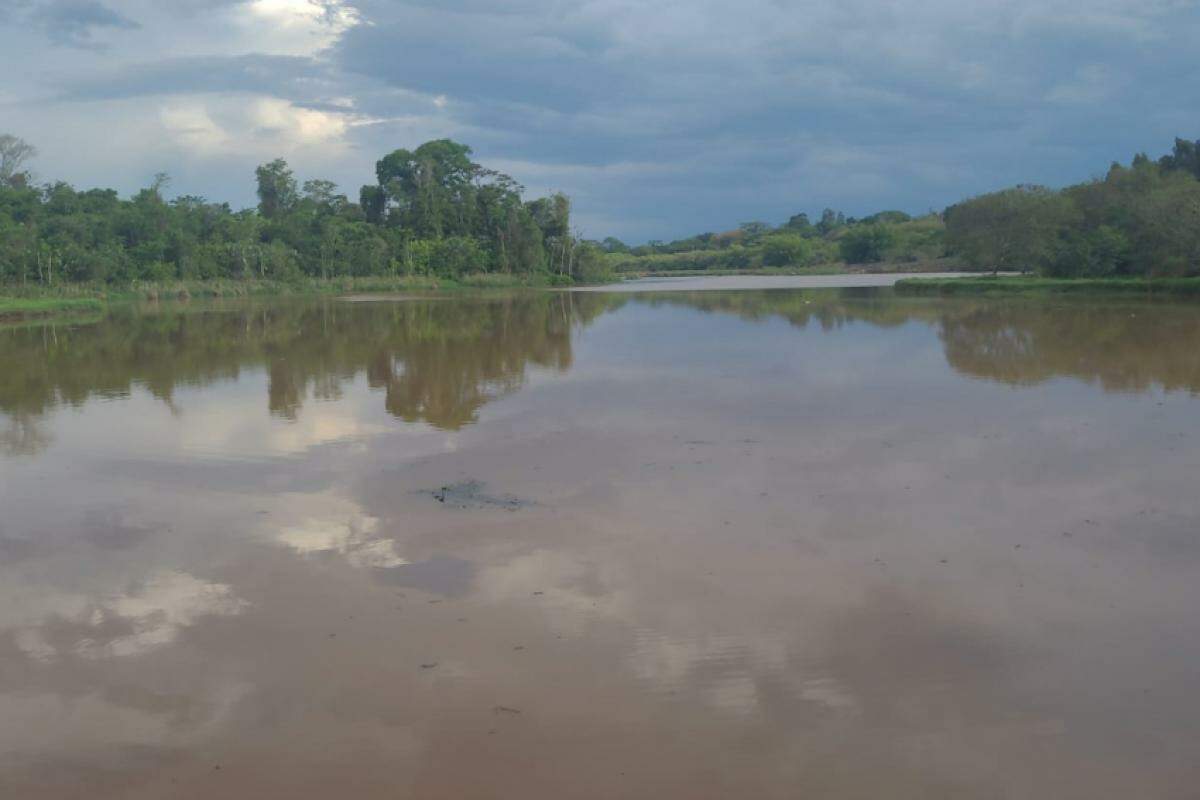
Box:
[762,234,812,267]
[945,186,1077,273]
[838,225,894,264]
[255,159,298,220]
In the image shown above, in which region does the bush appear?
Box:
[761,234,812,267]
[839,225,895,264]
[430,236,488,277]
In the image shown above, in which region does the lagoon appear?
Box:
[2,282,1199,798]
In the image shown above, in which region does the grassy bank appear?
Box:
[0,273,576,319]
[895,276,1200,297]
[0,296,105,319]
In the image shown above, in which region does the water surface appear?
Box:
[573,271,974,292]
[2,286,1199,798]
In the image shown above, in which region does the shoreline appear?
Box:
[8,272,1200,322]
[895,276,1200,297]
[0,274,570,320]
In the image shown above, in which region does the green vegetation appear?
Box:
[0,296,102,318]
[4,132,1199,301]
[604,209,951,275]
[0,135,614,303]
[0,273,575,321]
[606,137,1200,280]
[944,138,1200,277]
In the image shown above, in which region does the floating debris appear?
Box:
[424,481,533,511]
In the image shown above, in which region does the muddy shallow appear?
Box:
[2,286,1199,798]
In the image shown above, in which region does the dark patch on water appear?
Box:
[423,480,534,511]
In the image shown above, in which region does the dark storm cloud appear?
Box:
[31,0,140,48]
[3,0,1199,240]
[327,0,1200,239]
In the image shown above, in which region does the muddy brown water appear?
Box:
[2,283,1199,798]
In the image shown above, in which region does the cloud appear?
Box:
[13,570,248,661]
[32,0,140,48]
[2,0,1199,238]
[54,53,329,101]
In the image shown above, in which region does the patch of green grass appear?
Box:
[0,273,575,310]
[0,296,105,318]
[895,276,1200,297]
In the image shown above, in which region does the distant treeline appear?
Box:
[605,137,1200,277]
[602,209,949,273]
[2,134,1198,286]
[0,136,612,287]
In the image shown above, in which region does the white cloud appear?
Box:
[238,0,362,55]
[159,95,358,156]
[14,570,248,662]
[275,514,409,568]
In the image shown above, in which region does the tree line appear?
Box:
[600,209,948,273]
[945,138,1200,277]
[605,137,1200,276]
[0,136,612,287]
[2,133,1198,284]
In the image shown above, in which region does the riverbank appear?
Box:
[615,258,972,280]
[616,265,847,279]
[576,272,977,293]
[0,273,574,319]
[0,296,105,320]
[895,276,1200,296]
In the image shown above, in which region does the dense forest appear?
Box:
[1,133,1198,286]
[605,137,1200,278]
[0,136,611,288]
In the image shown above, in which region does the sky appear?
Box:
[0,0,1197,242]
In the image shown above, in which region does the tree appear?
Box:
[838,225,894,264]
[785,212,815,237]
[816,208,846,236]
[762,234,812,267]
[375,139,477,236]
[945,186,1077,273]
[302,179,340,207]
[255,159,298,220]
[360,185,386,224]
[0,134,36,187]
[572,241,613,283]
[737,221,772,245]
[1159,138,1200,180]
